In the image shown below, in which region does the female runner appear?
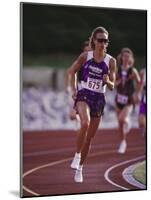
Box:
[115,48,140,154]
[67,26,116,183]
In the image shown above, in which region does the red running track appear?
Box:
[22,128,146,197]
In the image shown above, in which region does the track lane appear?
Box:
[22,129,146,197]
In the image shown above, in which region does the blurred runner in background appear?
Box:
[115,48,140,154]
[138,68,146,136]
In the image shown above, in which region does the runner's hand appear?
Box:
[103,74,109,83]
[72,89,77,100]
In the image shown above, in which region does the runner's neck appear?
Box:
[122,64,130,70]
[93,50,106,63]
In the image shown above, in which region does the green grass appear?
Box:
[133,161,146,185]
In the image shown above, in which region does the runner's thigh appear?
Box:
[76,101,90,125]
[119,105,132,121]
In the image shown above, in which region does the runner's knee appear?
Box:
[81,119,90,130]
[118,116,126,124]
[138,115,145,127]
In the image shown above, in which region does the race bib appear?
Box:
[117,94,128,104]
[86,77,103,92]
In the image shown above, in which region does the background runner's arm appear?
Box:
[115,69,121,86]
[133,69,144,103]
[132,67,141,94]
[136,68,144,93]
[103,58,117,90]
[133,67,141,84]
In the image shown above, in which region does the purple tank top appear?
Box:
[78,51,112,93]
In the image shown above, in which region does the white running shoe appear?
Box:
[74,166,83,183]
[118,140,127,154]
[70,153,81,169]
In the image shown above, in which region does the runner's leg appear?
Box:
[117,105,132,153]
[74,116,101,183]
[80,116,101,165]
[71,101,90,170]
[118,105,133,140]
[76,101,90,153]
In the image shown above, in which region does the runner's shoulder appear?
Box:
[110,56,116,64]
[79,51,88,59]
[78,51,88,64]
[131,67,138,74]
[109,56,117,69]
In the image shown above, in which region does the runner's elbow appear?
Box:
[109,84,114,91]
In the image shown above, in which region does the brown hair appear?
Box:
[117,47,134,67]
[83,40,89,47]
[89,26,109,50]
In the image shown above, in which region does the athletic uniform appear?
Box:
[115,66,135,110]
[139,69,146,115]
[74,51,112,117]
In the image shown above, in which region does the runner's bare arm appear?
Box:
[132,68,141,93]
[133,68,144,103]
[66,52,87,94]
[103,57,117,90]
[133,67,141,84]
[138,69,145,93]
[131,67,141,104]
[115,67,121,86]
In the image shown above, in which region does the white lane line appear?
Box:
[122,161,146,189]
[23,144,115,157]
[104,155,145,190]
[24,143,135,157]
[23,157,71,178]
[23,157,72,196]
[23,146,144,196]
[23,185,40,196]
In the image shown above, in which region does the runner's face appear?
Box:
[94,33,108,51]
[122,52,132,65]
